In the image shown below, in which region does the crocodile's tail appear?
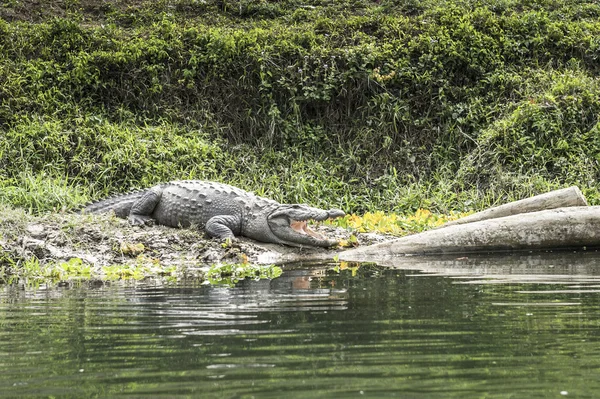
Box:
[81,190,149,218]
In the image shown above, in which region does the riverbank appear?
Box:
[0,205,399,285]
[0,202,474,284]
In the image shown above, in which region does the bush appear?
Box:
[1,0,600,213]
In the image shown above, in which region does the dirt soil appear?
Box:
[0,205,393,281]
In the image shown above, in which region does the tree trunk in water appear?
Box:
[440,186,587,227]
[339,206,600,262]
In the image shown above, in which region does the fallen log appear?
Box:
[339,206,600,262]
[440,186,587,227]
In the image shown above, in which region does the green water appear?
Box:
[2,253,600,398]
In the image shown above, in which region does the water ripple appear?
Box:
[2,259,600,397]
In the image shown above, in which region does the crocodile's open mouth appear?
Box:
[268,207,344,247]
[290,220,327,240]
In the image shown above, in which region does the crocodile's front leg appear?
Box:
[129,187,163,225]
[205,215,241,240]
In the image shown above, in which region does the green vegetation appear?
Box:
[1,0,599,215]
[329,208,471,237]
[0,256,91,285]
[206,262,283,286]
[102,256,179,281]
[1,253,282,286]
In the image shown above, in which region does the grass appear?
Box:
[0,172,89,213]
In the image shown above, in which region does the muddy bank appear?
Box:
[0,206,392,282]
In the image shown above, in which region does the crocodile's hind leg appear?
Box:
[128,186,163,225]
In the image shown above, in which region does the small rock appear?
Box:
[26,224,46,239]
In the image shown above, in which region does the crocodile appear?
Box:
[83,180,345,247]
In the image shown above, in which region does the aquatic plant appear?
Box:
[1,257,92,286]
[206,263,283,286]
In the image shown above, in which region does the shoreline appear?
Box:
[0,205,393,285]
